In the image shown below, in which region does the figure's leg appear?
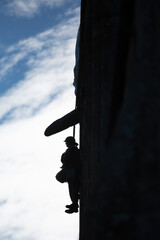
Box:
[65,179,79,213]
[68,179,79,205]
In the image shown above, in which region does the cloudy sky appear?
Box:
[0,1,80,239]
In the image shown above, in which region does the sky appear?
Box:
[0,1,80,239]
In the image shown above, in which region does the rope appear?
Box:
[73,124,76,138]
[73,100,77,138]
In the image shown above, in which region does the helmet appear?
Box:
[64,136,78,146]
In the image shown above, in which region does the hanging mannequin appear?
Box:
[60,136,80,213]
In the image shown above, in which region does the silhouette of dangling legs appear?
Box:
[68,178,79,207]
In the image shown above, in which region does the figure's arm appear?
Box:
[60,148,72,168]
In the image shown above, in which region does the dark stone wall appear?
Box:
[77,0,160,239]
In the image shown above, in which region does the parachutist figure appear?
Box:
[61,136,80,214]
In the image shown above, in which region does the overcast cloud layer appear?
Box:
[0,5,80,240]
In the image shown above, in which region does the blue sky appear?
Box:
[0,0,80,239]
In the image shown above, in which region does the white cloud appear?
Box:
[3,0,72,18]
[0,89,79,240]
[0,9,80,240]
[0,14,79,122]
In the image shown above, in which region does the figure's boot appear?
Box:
[65,203,79,208]
[65,203,78,214]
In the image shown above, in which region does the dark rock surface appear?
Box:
[78,0,160,239]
